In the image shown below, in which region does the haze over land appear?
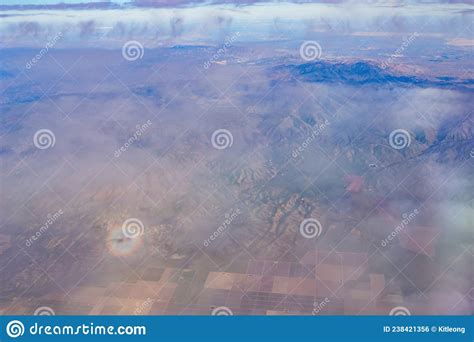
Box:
[0,1,472,315]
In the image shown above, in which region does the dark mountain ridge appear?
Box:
[278,61,474,90]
